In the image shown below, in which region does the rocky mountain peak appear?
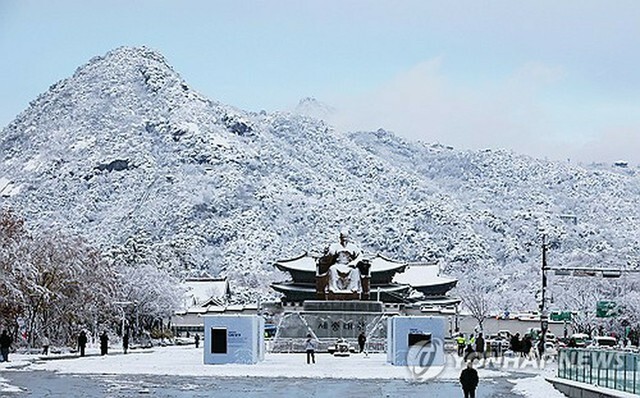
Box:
[1,47,639,307]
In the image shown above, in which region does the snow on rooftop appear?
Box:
[182,278,229,310]
[275,254,406,273]
[393,263,457,287]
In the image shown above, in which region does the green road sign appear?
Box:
[550,311,572,321]
[596,301,618,318]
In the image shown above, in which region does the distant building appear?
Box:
[181,277,231,309]
[173,277,240,335]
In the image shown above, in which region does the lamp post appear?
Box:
[113,301,133,336]
[539,235,549,355]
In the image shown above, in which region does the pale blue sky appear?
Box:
[1,1,639,163]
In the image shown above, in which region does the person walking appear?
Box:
[122,332,129,354]
[357,332,366,353]
[0,330,12,362]
[100,331,109,356]
[510,333,521,355]
[305,334,316,364]
[194,334,200,348]
[459,361,479,398]
[41,333,50,356]
[78,330,87,357]
[475,333,485,359]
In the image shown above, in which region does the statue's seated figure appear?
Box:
[317,229,370,300]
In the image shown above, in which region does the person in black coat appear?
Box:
[0,330,12,362]
[460,361,479,398]
[475,333,485,359]
[510,333,521,355]
[123,332,129,354]
[194,334,200,348]
[357,332,366,353]
[78,330,88,357]
[100,331,109,356]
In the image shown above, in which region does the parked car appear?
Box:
[486,335,509,354]
[516,312,541,321]
[497,330,512,340]
[590,336,617,349]
[327,338,356,356]
[174,336,194,346]
[570,333,591,348]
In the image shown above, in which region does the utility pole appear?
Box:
[539,235,549,355]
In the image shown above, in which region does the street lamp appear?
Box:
[113,301,134,336]
[539,235,549,355]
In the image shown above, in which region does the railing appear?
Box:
[558,348,640,394]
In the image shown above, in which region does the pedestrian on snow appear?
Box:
[305,334,316,364]
[358,332,366,353]
[0,330,12,362]
[510,333,521,355]
[78,330,88,357]
[459,361,479,398]
[475,333,485,359]
[194,334,200,348]
[100,331,109,356]
[123,332,129,354]
[41,333,50,356]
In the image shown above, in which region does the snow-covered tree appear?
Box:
[0,208,116,345]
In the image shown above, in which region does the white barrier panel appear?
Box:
[203,315,265,364]
[387,316,446,366]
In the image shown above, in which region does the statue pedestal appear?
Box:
[272,300,395,353]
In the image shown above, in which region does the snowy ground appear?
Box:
[0,346,566,397]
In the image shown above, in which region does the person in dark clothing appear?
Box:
[123,332,129,354]
[100,331,109,356]
[0,330,12,362]
[475,333,485,359]
[460,361,479,398]
[194,334,200,348]
[510,333,521,355]
[357,332,366,353]
[456,333,466,356]
[78,330,87,357]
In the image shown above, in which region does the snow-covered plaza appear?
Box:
[0,345,565,397]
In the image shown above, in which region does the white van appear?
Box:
[591,336,617,349]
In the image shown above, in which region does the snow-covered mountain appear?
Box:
[1,46,639,308]
[293,97,336,121]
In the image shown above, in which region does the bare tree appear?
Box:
[459,282,494,332]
